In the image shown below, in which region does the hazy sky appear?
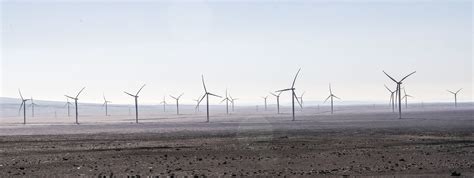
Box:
[1,0,472,105]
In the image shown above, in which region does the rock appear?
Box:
[451,171,461,176]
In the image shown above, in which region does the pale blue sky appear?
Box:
[1,0,472,105]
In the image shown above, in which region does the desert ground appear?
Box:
[0,104,473,176]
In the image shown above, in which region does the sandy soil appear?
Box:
[0,108,473,176]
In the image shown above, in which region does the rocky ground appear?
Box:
[0,126,472,177]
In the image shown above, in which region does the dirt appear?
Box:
[0,126,472,177]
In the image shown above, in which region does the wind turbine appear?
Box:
[103,94,112,116]
[383,71,416,119]
[324,83,340,114]
[447,88,462,108]
[193,97,201,112]
[384,85,396,112]
[124,84,146,123]
[220,89,231,115]
[402,88,414,109]
[276,68,302,121]
[170,93,184,115]
[229,94,238,112]
[160,96,167,112]
[65,87,85,125]
[18,89,29,124]
[270,91,282,114]
[29,97,39,117]
[196,75,222,122]
[261,96,268,111]
[64,98,72,117]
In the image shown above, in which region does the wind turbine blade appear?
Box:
[18,89,24,100]
[447,90,455,94]
[221,98,226,103]
[19,102,24,112]
[291,68,301,88]
[456,88,462,94]
[76,87,86,98]
[178,93,184,99]
[400,71,416,82]
[201,75,207,93]
[196,94,206,108]
[170,95,177,100]
[103,102,106,107]
[323,95,331,103]
[294,92,302,107]
[329,84,333,94]
[124,91,135,97]
[65,95,76,100]
[208,93,222,98]
[333,95,341,100]
[384,85,393,93]
[301,91,305,97]
[270,92,277,97]
[383,71,398,83]
[276,88,292,92]
[136,84,146,95]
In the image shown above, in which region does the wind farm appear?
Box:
[0,1,472,177]
[1,67,472,178]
